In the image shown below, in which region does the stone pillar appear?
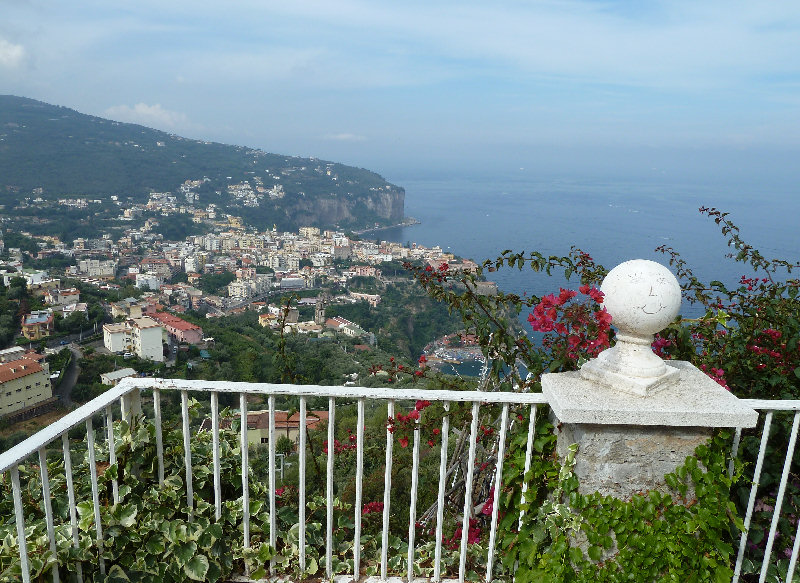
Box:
[542,259,757,499]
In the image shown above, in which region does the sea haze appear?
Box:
[372,176,799,322]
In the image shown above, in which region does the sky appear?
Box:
[2,1,800,186]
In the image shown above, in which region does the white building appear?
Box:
[103,323,130,354]
[74,259,118,278]
[227,280,253,302]
[135,272,164,291]
[2,269,49,288]
[130,318,164,362]
[44,287,80,306]
[100,368,137,386]
[184,255,200,273]
[103,317,164,362]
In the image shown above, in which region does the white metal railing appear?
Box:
[0,378,548,583]
[1,380,799,583]
[734,400,800,583]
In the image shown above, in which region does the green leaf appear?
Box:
[184,554,209,581]
[257,542,274,563]
[77,501,95,531]
[107,564,131,581]
[587,545,603,561]
[145,534,166,555]
[112,503,137,528]
[172,541,197,566]
[305,556,318,576]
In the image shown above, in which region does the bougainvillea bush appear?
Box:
[405,207,799,580]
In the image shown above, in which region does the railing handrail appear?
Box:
[740,398,800,411]
[0,382,137,473]
[3,374,800,583]
[129,377,553,403]
[0,377,549,473]
[5,376,799,475]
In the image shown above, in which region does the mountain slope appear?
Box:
[0,96,403,231]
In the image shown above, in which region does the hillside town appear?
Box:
[0,197,492,422]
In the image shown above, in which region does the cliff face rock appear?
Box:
[365,187,405,222]
[287,186,404,228]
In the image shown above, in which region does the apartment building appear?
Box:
[21,310,54,340]
[103,317,164,361]
[0,357,52,417]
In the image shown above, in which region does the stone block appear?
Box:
[554,420,712,499]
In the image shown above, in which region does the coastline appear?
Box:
[352,217,420,236]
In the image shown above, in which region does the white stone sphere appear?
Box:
[600,260,681,336]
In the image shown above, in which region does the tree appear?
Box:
[276,435,294,456]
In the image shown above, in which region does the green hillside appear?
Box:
[0,96,404,231]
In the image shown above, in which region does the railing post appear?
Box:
[541,260,758,567]
[11,466,31,583]
[543,260,757,499]
[120,387,142,424]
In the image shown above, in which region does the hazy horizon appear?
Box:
[2,2,800,190]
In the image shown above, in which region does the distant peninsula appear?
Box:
[0,95,404,233]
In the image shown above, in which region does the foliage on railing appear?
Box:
[0,400,275,582]
[498,426,742,582]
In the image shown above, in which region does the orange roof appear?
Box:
[246,410,329,429]
[0,358,44,384]
[200,410,328,432]
[150,311,201,332]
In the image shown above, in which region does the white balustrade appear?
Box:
[0,378,797,583]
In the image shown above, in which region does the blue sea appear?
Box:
[366,175,799,345]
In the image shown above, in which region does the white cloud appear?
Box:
[103,103,190,130]
[0,38,25,68]
[323,133,367,142]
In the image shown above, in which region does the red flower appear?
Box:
[588,287,604,303]
[558,288,577,304]
[432,427,441,435]
[595,308,612,327]
[362,501,384,515]
[275,487,286,496]
[399,436,409,448]
[415,400,431,411]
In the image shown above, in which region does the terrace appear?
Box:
[2,257,799,583]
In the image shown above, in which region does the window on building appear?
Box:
[261,437,269,444]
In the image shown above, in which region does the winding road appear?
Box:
[52,343,82,407]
